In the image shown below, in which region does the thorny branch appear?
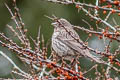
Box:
[0,0,120,80]
[48,0,117,31]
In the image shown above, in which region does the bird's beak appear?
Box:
[44,15,59,27]
[51,22,57,27]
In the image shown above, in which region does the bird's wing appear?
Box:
[57,37,87,55]
[56,30,104,63]
[56,29,87,56]
[57,37,104,63]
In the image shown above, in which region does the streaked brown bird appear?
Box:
[51,17,103,63]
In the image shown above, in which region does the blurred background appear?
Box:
[0,0,120,79]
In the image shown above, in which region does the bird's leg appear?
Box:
[70,58,77,69]
[70,56,79,71]
[70,55,79,66]
[52,51,58,62]
[51,50,61,63]
[61,57,66,67]
[60,57,71,69]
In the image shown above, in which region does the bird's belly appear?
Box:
[52,39,73,57]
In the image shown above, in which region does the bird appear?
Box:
[51,16,104,63]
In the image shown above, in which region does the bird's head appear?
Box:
[45,15,72,29]
[51,18,72,29]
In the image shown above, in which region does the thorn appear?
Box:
[52,14,57,19]
[38,26,41,40]
[44,15,54,20]
[44,14,59,21]
[42,34,45,47]
[37,26,41,44]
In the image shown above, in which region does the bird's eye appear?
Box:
[61,21,65,25]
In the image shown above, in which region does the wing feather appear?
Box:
[57,29,104,63]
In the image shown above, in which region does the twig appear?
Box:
[0,51,32,79]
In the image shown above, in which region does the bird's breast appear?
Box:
[52,33,71,56]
